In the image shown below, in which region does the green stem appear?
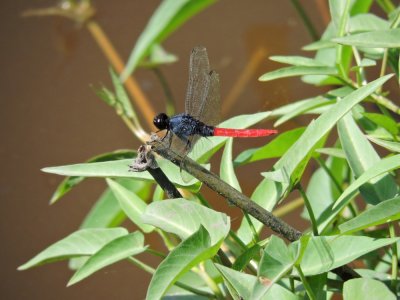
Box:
[389,223,398,291]
[335,0,351,81]
[290,0,319,41]
[296,265,316,300]
[352,46,367,86]
[228,230,247,250]
[243,211,259,243]
[297,184,319,236]
[193,265,224,299]
[376,0,396,14]
[127,257,216,299]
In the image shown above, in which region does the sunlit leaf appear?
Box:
[343,278,396,300]
[49,150,135,204]
[220,138,241,191]
[339,196,400,234]
[259,66,337,82]
[68,232,147,285]
[142,199,230,245]
[145,226,221,300]
[333,28,400,48]
[106,179,154,233]
[18,228,128,270]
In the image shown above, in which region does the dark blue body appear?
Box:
[169,113,214,144]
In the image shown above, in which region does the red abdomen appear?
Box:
[213,127,278,137]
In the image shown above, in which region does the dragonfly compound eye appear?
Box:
[153,113,170,130]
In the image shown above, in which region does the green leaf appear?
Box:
[49,150,135,204]
[106,179,154,233]
[338,114,398,205]
[121,0,216,79]
[262,75,392,206]
[232,243,261,271]
[142,199,230,245]
[297,235,399,276]
[42,158,201,190]
[145,226,220,300]
[332,28,400,48]
[339,196,400,234]
[80,179,149,229]
[343,278,396,300]
[274,96,332,126]
[68,232,147,285]
[367,135,400,152]
[319,154,400,232]
[251,236,297,300]
[234,128,306,166]
[139,44,178,68]
[18,228,128,270]
[362,112,399,136]
[220,138,241,191]
[315,147,346,158]
[269,55,328,67]
[259,66,337,82]
[215,264,298,300]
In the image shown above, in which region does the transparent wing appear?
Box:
[185,46,211,118]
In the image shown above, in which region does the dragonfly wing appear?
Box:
[185,46,211,119]
[198,70,221,127]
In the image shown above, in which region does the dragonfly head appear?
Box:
[153,113,170,130]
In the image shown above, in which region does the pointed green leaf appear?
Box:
[339,196,400,234]
[343,278,396,300]
[121,0,216,79]
[315,147,346,158]
[251,236,297,300]
[232,244,261,271]
[49,150,135,204]
[215,264,298,300]
[274,97,332,127]
[362,112,399,135]
[367,135,400,152]
[220,138,241,191]
[332,28,400,48]
[259,66,337,82]
[338,114,398,205]
[269,55,328,67]
[298,235,399,276]
[43,158,201,189]
[68,232,146,285]
[106,179,154,233]
[142,199,230,245]
[145,226,220,300]
[18,228,128,270]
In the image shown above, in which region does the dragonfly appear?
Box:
[153,46,277,159]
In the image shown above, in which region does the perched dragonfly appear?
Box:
[153,46,277,157]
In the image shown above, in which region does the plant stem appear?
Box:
[296,266,316,300]
[86,20,156,128]
[376,0,396,14]
[194,265,224,299]
[243,212,259,243]
[127,257,216,298]
[389,223,398,291]
[297,184,319,236]
[290,0,319,41]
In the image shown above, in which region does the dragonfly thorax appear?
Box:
[153,113,170,130]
